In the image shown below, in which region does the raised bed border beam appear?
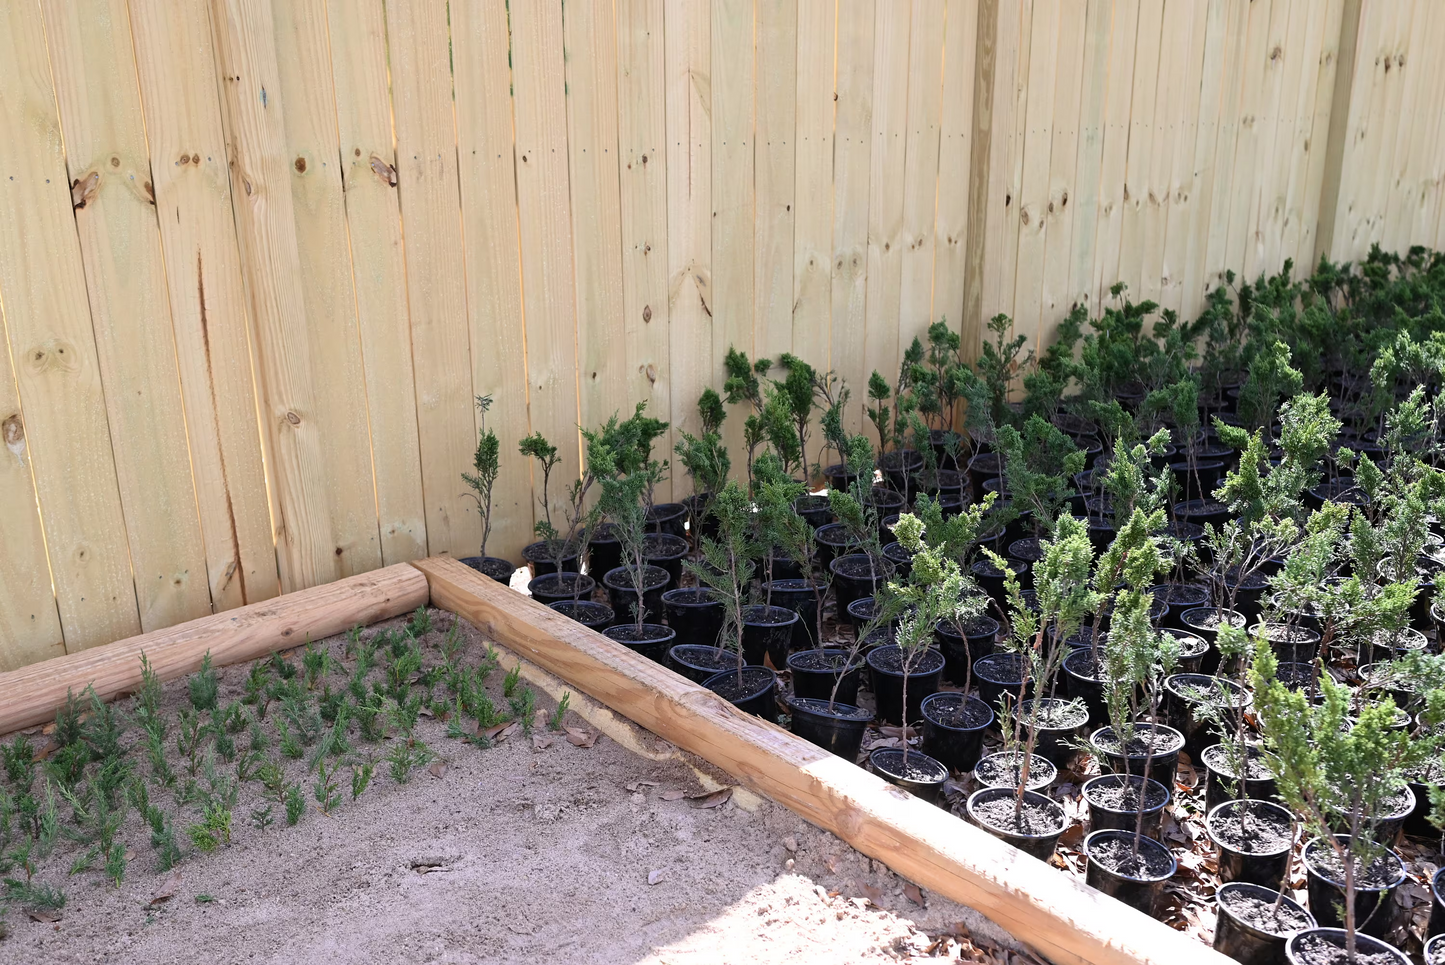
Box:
[415,555,1230,965]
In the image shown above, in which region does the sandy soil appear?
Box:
[0,610,1027,965]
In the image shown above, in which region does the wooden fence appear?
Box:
[0,0,1439,669]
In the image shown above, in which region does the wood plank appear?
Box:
[1244,0,1302,281]
[1361,0,1413,254]
[40,0,211,631]
[990,0,1033,326]
[616,0,674,498]
[513,0,583,527]
[451,0,533,559]
[1312,0,1364,263]
[384,0,482,559]
[1009,0,1060,352]
[711,0,755,458]
[1401,0,1444,250]
[1221,0,1276,280]
[1089,0,1141,312]
[755,0,798,364]
[933,0,979,346]
[1203,0,1255,289]
[565,0,630,442]
[1064,0,1111,316]
[1379,0,1424,257]
[964,0,1002,347]
[210,0,381,591]
[1039,0,1087,334]
[1279,0,1340,272]
[664,0,713,445]
[1156,0,1209,316]
[899,0,946,358]
[0,0,140,650]
[864,0,912,394]
[324,0,428,565]
[1179,0,1237,315]
[792,0,837,374]
[128,0,278,613]
[1322,0,1383,262]
[0,358,63,669]
[1116,0,1164,298]
[831,0,875,417]
[417,554,1237,965]
[0,564,427,737]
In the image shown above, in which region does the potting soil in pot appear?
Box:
[1218,885,1313,934]
[968,793,1061,837]
[1085,834,1175,879]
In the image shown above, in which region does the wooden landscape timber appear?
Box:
[0,564,427,737]
[414,556,1232,965]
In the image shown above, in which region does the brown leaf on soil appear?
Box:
[27,908,61,923]
[903,882,926,907]
[660,788,687,801]
[687,787,732,809]
[531,735,554,751]
[565,726,597,748]
[148,869,183,906]
[30,738,58,763]
[482,721,513,740]
[426,760,448,779]
[824,854,840,874]
[854,881,886,906]
[41,723,56,736]
[1057,823,1084,848]
[1175,759,1199,789]
[879,724,918,740]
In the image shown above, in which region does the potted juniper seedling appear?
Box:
[459,395,514,583]
[866,514,969,803]
[975,516,1094,797]
[1079,512,1182,912]
[688,482,779,717]
[827,436,895,620]
[673,387,730,552]
[598,445,674,664]
[518,431,580,577]
[1253,642,1445,965]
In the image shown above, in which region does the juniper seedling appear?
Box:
[104,841,126,888]
[284,783,305,826]
[188,652,220,713]
[351,761,375,801]
[186,802,232,852]
[302,640,331,691]
[502,663,522,699]
[510,687,537,734]
[462,394,503,559]
[313,759,344,815]
[685,481,758,678]
[1,879,65,915]
[386,740,435,784]
[250,805,275,832]
[548,693,571,732]
[276,721,303,761]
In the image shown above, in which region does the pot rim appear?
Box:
[1285,928,1410,965]
[965,786,1067,839]
[1205,798,1295,854]
[1080,773,1171,814]
[1083,828,1178,882]
[1215,882,1315,939]
[1300,836,1406,891]
[920,691,994,732]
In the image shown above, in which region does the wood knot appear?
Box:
[71,172,99,209]
[285,411,301,425]
[294,156,307,173]
[642,305,652,323]
[2,413,23,454]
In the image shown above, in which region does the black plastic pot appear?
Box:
[822,463,858,494]
[459,555,515,584]
[1429,866,1445,939]
[869,747,949,804]
[1203,743,1279,814]
[1062,648,1108,725]
[829,554,895,614]
[920,692,993,773]
[1017,698,1089,768]
[1405,763,1442,838]
[863,486,907,520]
[602,564,671,624]
[1213,883,1315,965]
[1207,799,1295,889]
[786,648,865,704]
[1284,929,1410,965]
[973,652,1031,717]
[845,595,882,636]
[881,540,914,576]
[668,644,737,684]
[1301,836,1405,938]
[1326,785,1414,845]
[1164,673,1250,757]
[703,666,779,719]
[973,750,1055,791]
[763,550,805,583]
[965,787,1067,860]
[1082,774,1170,838]
[1429,934,1445,965]
[549,599,614,632]
[1174,498,1232,530]
[1254,622,1322,664]
[740,604,800,669]
[1089,723,1186,789]
[1084,829,1176,915]
[643,533,691,585]
[522,540,581,576]
[814,523,859,571]
[880,449,925,500]
[1357,625,1429,666]
[1180,606,1246,672]
[661,587,724,648]
[866,645,945,725]
[527,572,596,606]
[764,578,828,651]
[602,622,676,663]
[972,558,1028,617]
[967,452,1004,502]
[646,501,688,539]
[793,494,834,530]
[786,696,871,760]
[933,615,998,688]
[1151,581,1211,629]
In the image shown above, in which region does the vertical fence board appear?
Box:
[1038,0,1086,335]
[128,0,279,613]
[1156,0,1208,316]
[513,0,583,529]
[831,0,875,420]
[1292,0,1345,267]
[899,0,945,353]
[41,0,211,631]
[1010,0,1059,352]
[793,0,836,375]
[0,369,61,668]
[755,0,797,365]
[934,0,978,343]
[565,0,630,448]
[1089,0,1140,312]
[1064,0,1111,316]
[1180,0,1237,312]
[1116,0,1164,299]
[616,0,674,499]
[664,0,712,446]
[324,0,428,566]
[864,1,911,394]
[452,0,533,560]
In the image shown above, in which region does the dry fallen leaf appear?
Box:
[426,760,448,779]
[687,787,733,809]
[855,881,886,906]
[660,789,687,801]
[879,724,919,740]
[148,869,183,907]
[1057,823,1085,849]
[531,735,554,752]
[482,721,513,740]
[26,908,61,923]
[903,882,926,907]
[30,738,59,763]
[824,854,841,874]
[565,725,597,748]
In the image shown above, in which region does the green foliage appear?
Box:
[185,802,232,853]
[386,740,435,785]
[284,784,305,826]
[350,761,374,801]
[548,693,571,732]
[463,395,502,557]
[188,653,219,713]
[684,481,759,669]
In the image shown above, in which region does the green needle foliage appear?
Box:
[685,481,758,676]
[548,693,571,732]
[462,394,502,558]
[188,653,219,713]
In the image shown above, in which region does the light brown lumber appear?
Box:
[0,565,428,738]
[416,555,1233,965]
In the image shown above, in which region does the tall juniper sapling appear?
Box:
[461,395,501,559]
